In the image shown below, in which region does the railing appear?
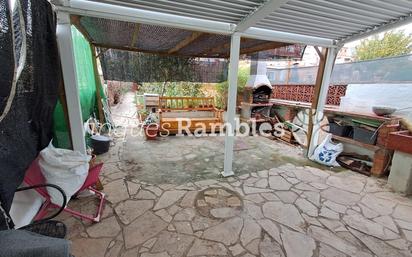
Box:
[159,97,216,111]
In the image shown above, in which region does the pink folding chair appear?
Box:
[23,159,106,223]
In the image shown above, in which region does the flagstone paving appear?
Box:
[61,159,412,257]
[60,93,412,256]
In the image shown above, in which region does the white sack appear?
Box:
[310,134,343,167]
[38,142,90,205]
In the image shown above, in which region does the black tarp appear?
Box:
[0,0,61,220]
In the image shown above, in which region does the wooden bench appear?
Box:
[158,97,224,134]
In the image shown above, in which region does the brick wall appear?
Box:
[272,84,347,105]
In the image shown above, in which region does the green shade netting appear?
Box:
[52,26,106,149]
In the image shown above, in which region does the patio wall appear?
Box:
[344,83,412,121]
[271,84,347,105]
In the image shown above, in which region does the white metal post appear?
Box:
[307,47,338,157]
[222,33,241,177]
[56,12,86,154]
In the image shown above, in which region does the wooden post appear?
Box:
[307,47,338,157]
[307,48,328,147]
[91,45,105,124]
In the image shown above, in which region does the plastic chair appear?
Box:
[23,159,105,223]
[16,183,68,238]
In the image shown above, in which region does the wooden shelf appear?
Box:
[240,118,268,123]
[241,102,273,107]
[269,99,401,122]
[324,109,398,122]
[332,135,380,151]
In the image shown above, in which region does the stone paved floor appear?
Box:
[61,93,412,256]
[107,92,344,185]
[64,161,412,257]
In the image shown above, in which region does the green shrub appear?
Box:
[215,66,250,109]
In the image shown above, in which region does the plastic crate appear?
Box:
[329,122,353,137]
[353,126,377,145]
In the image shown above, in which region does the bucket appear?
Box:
[90,135,111,155]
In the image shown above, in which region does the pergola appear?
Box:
[53,0,412,177]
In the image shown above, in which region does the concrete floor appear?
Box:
[61,92,412,257]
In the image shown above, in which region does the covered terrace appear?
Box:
[17,0,412,256]
[54,0,412,176]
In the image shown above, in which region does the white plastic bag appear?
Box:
[310,134,343,167]
[38,142,91,206]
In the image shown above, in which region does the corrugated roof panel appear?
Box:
[256,0,412,40]
[187,0,258,12]
[281,2,383,25]
[92,1,239,23]
[72,0,412,45]
[295,0,398,21]
[91,0,264,23]
[257,23,347,39]
[324,0,403,18]
[270,13,365,31]
[271,9,367,29]
[258,19,355,34]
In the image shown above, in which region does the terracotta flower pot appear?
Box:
[144,124,159,140]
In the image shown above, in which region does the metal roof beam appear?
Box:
[242,27,336,47]
[235,0,289,32]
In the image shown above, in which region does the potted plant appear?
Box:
[143,114,159,140]
[138,109,149,123]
